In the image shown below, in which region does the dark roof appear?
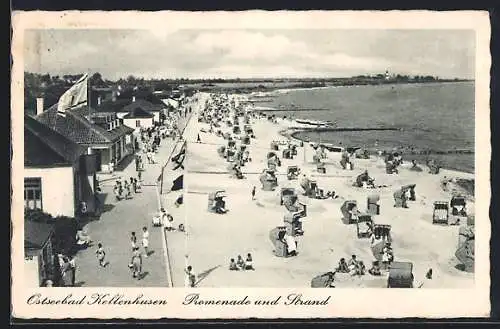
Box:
[94,97,164,114]
[24,221,54,250]
[25,115,86,167]
[121,99,164,113]
[36,105,134,145]
[94,99,132,114]
[116,88,165,106]
[123,107,154,119]
[140,93,167,106]
[25,128,68,166]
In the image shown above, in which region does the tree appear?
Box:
[90,72,105,86]
[127,75,137,85]
[40,74,51,85]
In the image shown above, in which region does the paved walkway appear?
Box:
[160,95,208,286]
[73,109,193,287]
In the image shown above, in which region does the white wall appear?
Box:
[24,255,42,287]
[153,112,160,123]
[24,166,75,217]
[123,117,154,130]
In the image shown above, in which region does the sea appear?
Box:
[255,82,475,173]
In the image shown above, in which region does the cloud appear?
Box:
[23,29,475,79]
[191,30,309,61]
[187,31,394,77]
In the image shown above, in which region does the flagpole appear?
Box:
[88,71,91,119]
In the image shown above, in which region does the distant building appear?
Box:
[94,94,167,124]
[385,70,391,80]
[122,106,155,131]
[161,97,180,111]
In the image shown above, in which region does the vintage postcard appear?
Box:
[11,10,490,319]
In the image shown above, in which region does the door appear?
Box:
[94,149,102,171]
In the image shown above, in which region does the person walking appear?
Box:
[129,247,143,279]
[251,186,256,200]
[69,255,77,286]
[61,257,73,287]
[142,227,150,257]
[130,232,137,250]
[185,265,196,287]
[96,243,108,267]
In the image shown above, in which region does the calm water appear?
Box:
[258,82,475,173]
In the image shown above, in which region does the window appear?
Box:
[24,178,42,210]
[136,120,141,127]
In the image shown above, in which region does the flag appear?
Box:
[171,175,183,191]
[57,73,88,117]
[172,141,186,170]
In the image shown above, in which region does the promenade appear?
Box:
[73,106,194,287]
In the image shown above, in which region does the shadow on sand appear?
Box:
[138,271,149,280]
[194,265,221,287]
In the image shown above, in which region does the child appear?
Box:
[229,258,239,271]
[162,209,174,231]
[244,253,254,270]
[130,232,137,250]
[142,227,150,257]
[185,266,196,287]
[135,178,142,192]
[336,258,349,273]
[96,243,108,267]
[236,255,245,270]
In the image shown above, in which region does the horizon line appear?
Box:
[24,71,474,82]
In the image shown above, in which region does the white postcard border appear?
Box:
[11,10,491,319]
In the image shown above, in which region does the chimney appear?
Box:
[36,97,44,116]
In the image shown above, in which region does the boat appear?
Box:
[295,119,336,127]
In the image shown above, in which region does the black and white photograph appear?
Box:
[184,29,478,288]
[11,10,490,318]
[22,29,192,288]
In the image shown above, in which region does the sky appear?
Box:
[23,29,475,80]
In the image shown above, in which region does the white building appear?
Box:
[122,107,155,131]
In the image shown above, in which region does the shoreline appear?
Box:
[277,125,474,174]
[245,80,473,97]
[243,82,474,174]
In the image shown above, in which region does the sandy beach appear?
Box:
[181,92,474,288]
